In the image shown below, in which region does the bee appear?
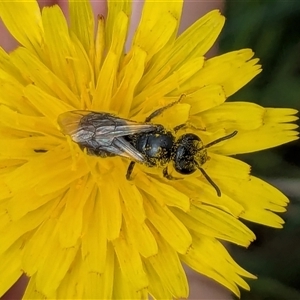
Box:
[58,99,237,197]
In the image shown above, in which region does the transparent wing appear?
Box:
[58,110,158,142]
[89,137,145,162]
[58,110,86,136]
[58,110,158,162]
[112,137,145,162]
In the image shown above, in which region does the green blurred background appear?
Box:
[220,1,300,299]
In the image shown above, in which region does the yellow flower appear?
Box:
[0,0,298,299]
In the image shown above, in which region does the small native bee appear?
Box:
[58,99,237,197]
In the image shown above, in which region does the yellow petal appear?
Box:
[34,224,79,296]
[175,9,224,57]
[57,253,84,299]
[124,218,158,258]
[82,243,114,299]
[0,201,12,230]
[7,188,64,221]
[180,49,261,96]
[69,0,95,61]
[0,105,59,137]
[1,200,55,257]
[81,187,107,274]
[133,56,204,112]
[112,228,148,291]
[112,259,148,299]
[23,274,47,299]
[42,5,94,97]
[201,152,251,181]
[147,231,189,298]
[24,85,75,126]
[57,176,93,248]
[96,175,122,241]
[148,177,190,212]
[0,47,27,86]
[200,101,264,131]
[202,103,299,154]
[243,207,286,228]
[92,11,129,111]
[42,6,77,88]
[136,173,190,214]
[118,176,146,224]
[36,156,89,196]
[132,0,183,64]
[106,0,131,49]
[181,234,255,297]
[172,204,255,247]
[144,194,192,254]
[143,260,173,300]
[3,145,87,198]
[111,46,146,117]
[0,137,56,161]
[0,49,39,115]
[208,154,289,228]
[133,101,190,132]
[0,241,22,297]
[138,10,225,92]
[10,47,80,108]
[43,7,93,103]
[172,178,245,217]
[186,84,226,115]
[94,15,105,79]
[121,195,158,258]
[0,0,43,54]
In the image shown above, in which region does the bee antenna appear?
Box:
[195,162,221,197]
[205,131,238,149]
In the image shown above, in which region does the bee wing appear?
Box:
[58,110,157,163]
[58,110,158,142]
[112,137,145,162]
[58,110,89,136]
[90,137,145,162]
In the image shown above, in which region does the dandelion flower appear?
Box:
[0,0,298,299]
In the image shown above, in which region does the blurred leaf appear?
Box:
[239,277,300,300]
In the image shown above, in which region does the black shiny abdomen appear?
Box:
[126,129,175,166]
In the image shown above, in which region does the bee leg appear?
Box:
[173,124,186,133]
[126,161,136,180]
[145,94,186,122]
[173,123,206,133]
[163,167,181,180]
